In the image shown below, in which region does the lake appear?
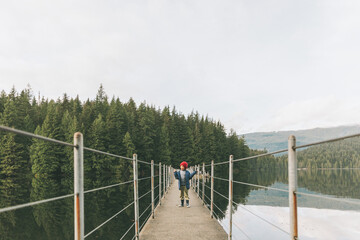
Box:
[1,168,359,239]
[203,168,360,240]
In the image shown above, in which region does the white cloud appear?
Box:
[258,96,360,132]
[1,1,360,133]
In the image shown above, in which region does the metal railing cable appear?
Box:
[0,125,174,240]
[202,186,251,240]
[205,161,229,167]
[0,193,74,214]
[84,147,133,162]
[213,202,226,215]
[138,190,152,201]
[139,203,152,219]
[295,133,360,150]
[232,180,289,193]
[233,148,288,163]
[213,188,229,201]
[233,220,252,240]
[137,159,152,165]
[138,176,152,181]
[84,147,160,166]
[232,201,290,236]
[294,191,360,206]
[84,179,134,194]
[140,210,153,231]
[204,148,289,167]
[213,176,229,182]
[84,201,134,238]
[119,222,135,240]
[0,125,76,148]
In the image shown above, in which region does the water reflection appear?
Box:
[202,168,360,240]
[0,162,159,240]
[1,167,360,239]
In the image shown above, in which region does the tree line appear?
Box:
[275,138,360,169]
[0,85,250,239]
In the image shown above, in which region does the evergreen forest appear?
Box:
[0,85,250,240]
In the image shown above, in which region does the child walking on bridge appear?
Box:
[173,161,197,208]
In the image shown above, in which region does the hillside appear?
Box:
[243,125,360,152]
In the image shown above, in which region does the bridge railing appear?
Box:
[0,125,174,240]
[191,133,360,240]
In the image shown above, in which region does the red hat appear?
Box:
[180,161,188,169]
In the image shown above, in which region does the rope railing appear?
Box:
[0,125,174,240]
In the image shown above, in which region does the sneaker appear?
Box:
[186,204,190,208]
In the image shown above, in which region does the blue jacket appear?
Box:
[174,170,197,190]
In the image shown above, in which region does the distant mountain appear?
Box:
[243,125,360,153]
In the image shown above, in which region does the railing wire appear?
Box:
[119,222,135,240]
[0,193,74,214]
[232,201,290,236]
[84,201,134,238]
[232,180,289,193]
[84,179,134,194]
[0,125,75,147]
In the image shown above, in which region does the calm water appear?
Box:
[0,162,157,240]
[1,168,360,240]
[203,168,360,240]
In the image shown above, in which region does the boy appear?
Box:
[173,161,197,207]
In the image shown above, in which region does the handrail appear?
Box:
[84,201,134,238]
[232,200,290,236]
[84,146,133,161]
[295,133,360,149]
[119,222,135,240]
[294,191,360,206]
[232,180,289,193]
[0,125,76,147]
[0,125,173,240]
[194,132,360,240]
[0,193,74,214]
[84,179,134,194]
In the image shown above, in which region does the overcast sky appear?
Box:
[1,0,360,134]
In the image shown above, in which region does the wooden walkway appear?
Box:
[139,182,228,240]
